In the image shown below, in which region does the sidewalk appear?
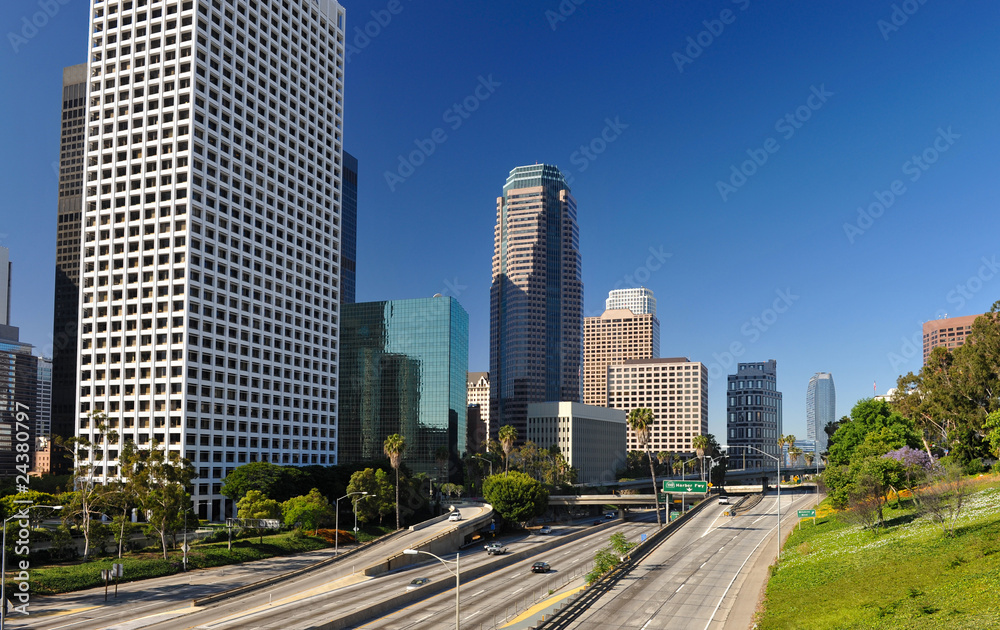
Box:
[13,544,346,623]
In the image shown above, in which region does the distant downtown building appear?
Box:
[51,64,89,472]
[726,360,782,472]
[606,358,708,454]
[341,150,358,305]
[922,314,981,363]
[583,297,659,407]
[1,251,39,476]
[490,164,583,444]
[605,287,657,317]
[467,371,490,439]
[805,372,835,453]
[339,297,469,479]
[74,0,347,520]
[0,247,10,326]
[526,402,626,485]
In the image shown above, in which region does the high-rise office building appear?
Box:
[467,370,489,435]
[805,372,835,453]
[605,287,657,317]
[726,360,782,472]
[583,299,659,406]
[922,314,981,363]
[75,0,346,520]
[341,150,357,305]
[51,64,89,472]
[490,164,583,444]
[526,402,626,485]
[0,247,10,327]
[339,297,468,479]
[606,358,708,454]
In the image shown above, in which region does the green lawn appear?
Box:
[756,476,1000,629]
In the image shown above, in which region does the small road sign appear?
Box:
[663,480,709,493]
[797,509,816,518]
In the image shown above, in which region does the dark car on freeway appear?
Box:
[531,561,551,573]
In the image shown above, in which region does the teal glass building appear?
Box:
[339,296,469,479]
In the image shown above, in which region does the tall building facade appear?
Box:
[583,303,659,406]
[467,370,489,436]
[51,64,89,471]
[0,247,10,326]
[526,402,626,485]
[922,314,981,363]
[606,357,707,454]
[726,360,782,471]
[805,372,835,453]
[75,0,346,520]
[605,287,656,317]
[489,164,582,444]
[341,150,357,305]
[339,297,468,479]
[1,329,38,478]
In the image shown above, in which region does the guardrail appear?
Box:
[532,496,715,629]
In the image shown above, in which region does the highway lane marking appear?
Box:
[700,562,706,569]
[499,584,586,628]
[675,583,685,593]
[472,589,485,596]
[9,605,102,621]
[641,620,654,630]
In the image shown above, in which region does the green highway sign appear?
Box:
[798,509,816,518]
[662,480,708,493]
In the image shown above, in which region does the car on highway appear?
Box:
[538,525,552,535]
[531,561,551,573]
[593,519,603,526]
[484,542,508,555]
[448,511,462,521]
[718,495,730,505]
[407,577,431,590]
[605,511,616,520]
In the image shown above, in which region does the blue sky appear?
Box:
[1,0,999,442]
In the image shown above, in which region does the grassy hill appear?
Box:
[756,475,1000,629]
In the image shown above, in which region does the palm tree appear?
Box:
[383,433,406,530]
[656,451,673,476]
[804,451,815,468]
[691,434,711,482]
[498,425,517,475]
[789,446,803,467]
[627,408,662,527]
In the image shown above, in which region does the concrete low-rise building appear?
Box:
[526,402,626,485]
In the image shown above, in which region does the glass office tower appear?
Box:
[340,297,469,479]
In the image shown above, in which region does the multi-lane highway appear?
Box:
[562,488,816,630]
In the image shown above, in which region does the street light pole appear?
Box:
[335,491,367,555]
[2,505,62,629]
[403,549,460,629]
[353,494,376,538]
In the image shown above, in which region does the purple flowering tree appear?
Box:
[884,446,933,503]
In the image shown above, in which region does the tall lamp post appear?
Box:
[3,505,63,629]
[352,494,376,539]
[403,548,460,629]
[739,444,781,558]
[335,491,367,554]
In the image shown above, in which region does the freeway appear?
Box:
[357,512,662,630]
[562,488,816,630]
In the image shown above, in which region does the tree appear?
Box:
[123,441,194,559]
[627,408,662,527]
[788,446,803,467]
[985,410,1000,459]
[828,399,921,467]
[482,471,548,525]
[804,451,815,469]
[383,433,406,530]
[220,462,308,503]
[920,462,970,537]
[281,488,334,533]
[884,446,933,504]
[691,434,711,482]
[499,425,517,475]
[237,490,282,543]
[346,467,394,524]
[55,411,115,559]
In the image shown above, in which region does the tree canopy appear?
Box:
[482,470,548,525]
[220,461,309,503]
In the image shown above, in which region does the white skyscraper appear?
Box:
[605,287,656,317]
[76,0,346,520]
[806,372,835,453]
